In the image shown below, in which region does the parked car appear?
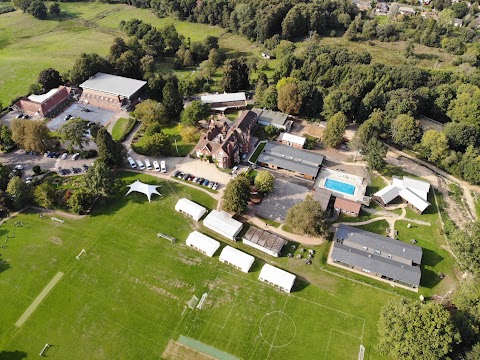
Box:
[160,160,166,173]
[16,113,23,119]
[144,158,152,170]
[173,170,181,177]
[80,108,91,112]
[212,182,219,190]
[208,181,214,188]
[192,177,198,183]
[25,177,33,184]
[231,165,238,175]
[202,180,210,187]
[14,164,24,170]
[127,157,136,169]
[71,167,78,174]
[64,114,73,121]
[82,164,89,171]
[153,161,160,172]
[136,159,145,170]
[23,114,29,119]
[182,173,190,180]
[72,153,80,160]
[61,153,68,160]
[59,169,67,176]
[197,177,204,184]
[52,152,60,158]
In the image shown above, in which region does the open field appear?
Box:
[0,171,399,359]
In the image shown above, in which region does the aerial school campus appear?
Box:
[1,1,480,360]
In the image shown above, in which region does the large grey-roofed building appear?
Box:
[253,108,292,132]
[330,224,423,289]
[80,73,147,99]
[257,142,324,180]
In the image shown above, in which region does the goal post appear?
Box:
[358,344,365,360]
[39,343,50,357]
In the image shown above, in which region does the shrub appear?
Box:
[32,165,41,175]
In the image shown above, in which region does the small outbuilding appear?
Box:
[258,264,296,293]
[203,210,243,241]
[186,231,220,257]
[175,198,207,221]
[278,132,306,149]
[219,246,255,273]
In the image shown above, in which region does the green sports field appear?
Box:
[0,172,397,359]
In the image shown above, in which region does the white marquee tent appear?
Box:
[186,231,220,257]
[219,246,255,273]
[258,264,296,293]
[203,210,243,240]
[125,180,162,202]
[175,198,207,221]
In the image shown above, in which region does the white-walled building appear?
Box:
[203,210,243,241]
[258,264,296,293]
[175,198,207,221]
[219,246,255,273]
[186,231,220,257]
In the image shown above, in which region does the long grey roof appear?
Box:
[331,243,421,286]
[253,108,289,127]
[257,142,324,177]
[336,224,422,264]
[80,73,147,98]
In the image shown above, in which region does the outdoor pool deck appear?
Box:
[317,168,368,204]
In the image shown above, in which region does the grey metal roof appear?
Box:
[331,243,421,286]
[80,73,147,98]
[254,108,289,127]
[312,188,332,211]
[336,224,423,264]
[257,153,320,177]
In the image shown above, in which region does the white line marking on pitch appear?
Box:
[15,272,64,327]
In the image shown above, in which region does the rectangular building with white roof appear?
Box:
[258,264,296,293]
[175,198,207,221]
[186,231,220,257]
[203,210,243,240]
[219,246,255,273]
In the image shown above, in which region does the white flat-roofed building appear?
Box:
[219,246,255,273]
[278,132,306,149]
[186,231,220,257]
[200,92,247,113]
[203,210,243,240]
[175,198,207,221]
[258,264,296,293]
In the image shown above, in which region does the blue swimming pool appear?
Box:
[324,178,356,195]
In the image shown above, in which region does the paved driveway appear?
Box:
[254,178,310,222]
[174,157,233,189]
[47,103,116,130]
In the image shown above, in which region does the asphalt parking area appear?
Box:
[47,103,116,130]
[254,178,310,222]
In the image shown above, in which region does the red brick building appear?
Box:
[15,86,71,117]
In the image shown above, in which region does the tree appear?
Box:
[254,171,275,193]
[258,85,278,110]
[69,53,110,85]
[141,133,172,156]
[277,82,302,115]
[222,58,249,92]
[180,100,210,126]
[38,68,62,91]
[95,128,126,169]
[115,50,142,79]
[142,28,165,57]
[34,182,55,209]
[444,122,479,152]
[0,163,12,191]
[391,114,422,148]
[32,165,41,175]
[351,110,384,152]
[133,100,169,127]
[29,0,47,19]
[49,2,60,16]
[285,196,326,236]
[11,119,52,152]
[416,130,449,163]
[67,188,93,214]
[323,112,347,148]
[12,0,32,12]
[6,177,32,209]
[179,125,199,143]
[222,175,250,214]
[322,90,354,119]
[161,24,183,53]
[57,118,90,152]
[83,160,116,198]
[366,138,387,171]
[0,124,15,151]
[377,299,461,360]
[453,275,480,349]
[162,79,184,121]
[450,221,480,274]
[447,84,480,124]
[404,41,415,59]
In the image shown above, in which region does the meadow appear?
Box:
[0,172,399,359]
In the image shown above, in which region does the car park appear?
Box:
[72,153,80,160]
[127,157,136,169]
[136,159,145,170]
[153,161,160,172]
[144,159,152,170]
[160,160,166,173]
[61,153,68,160]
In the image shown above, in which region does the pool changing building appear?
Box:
[219,246,255,273]
[186,231,220,257]
[203,210,243,241]
[259,264,296,293]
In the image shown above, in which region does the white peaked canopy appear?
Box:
[125,180,162,202]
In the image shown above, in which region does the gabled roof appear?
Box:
[80,73,147,98]
[203,210,243,240]
[374,184,400,203]
[186,231,220,257]
[253,108,289,127]
[374,176,430,212]
[399,188,430,213]
[278,132,306,146]
[125,180,162,202]
[201,92,246,104]
[175,198,207,221]
[334,198,361,214]
[219,246,255,272]
[259,264,296,291]
[28,89,59,103]
[401,177,430,200]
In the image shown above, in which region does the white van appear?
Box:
[153,161,160,172]
[136,159,145,170]
[144,158,152,170]
[160,161,166,173]
[127,157,136,169]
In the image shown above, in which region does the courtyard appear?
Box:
[47,103,116,130]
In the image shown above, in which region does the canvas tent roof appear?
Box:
[219,246,255,273]
[80,73,147,98]
[259,263,296,292]
[186,231,220,257]
[125,180,161,202]
[175,198,207,221]
[203,210,243,240]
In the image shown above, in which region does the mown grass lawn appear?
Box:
[0,171,401,360]
[111,117,136,141]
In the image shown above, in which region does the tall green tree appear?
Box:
[180,101,210,126]
[11,119,52,152]
[444,122,479,152]
[0,125,15,151]
[95,128,126,169]
[366,138,387,171]
[28,0,47,19]
[34,182,55,209]
[0,163,13,191]
[377,299,461,360]
[323,112,347,148]
[415,130,449,163]
[141,133,172,156]
[222,175,250,214]
[277,82,302,115]
[57,118,90,152]
[69,53,110,85]
[38,68,62,91]
[450,221,480,274]
[49,2,60,16]
[447,84,480,125]
[285,196,326,236]
[162,79,184,121]
[222,58,249,92]
[133,100,169,127]
[391,114,422,148]
[6,177,32,209]
[254,171,275,193]
[83,160,116,198]
[67,188,93,214]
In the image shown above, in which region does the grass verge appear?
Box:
[111,117,136,141]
